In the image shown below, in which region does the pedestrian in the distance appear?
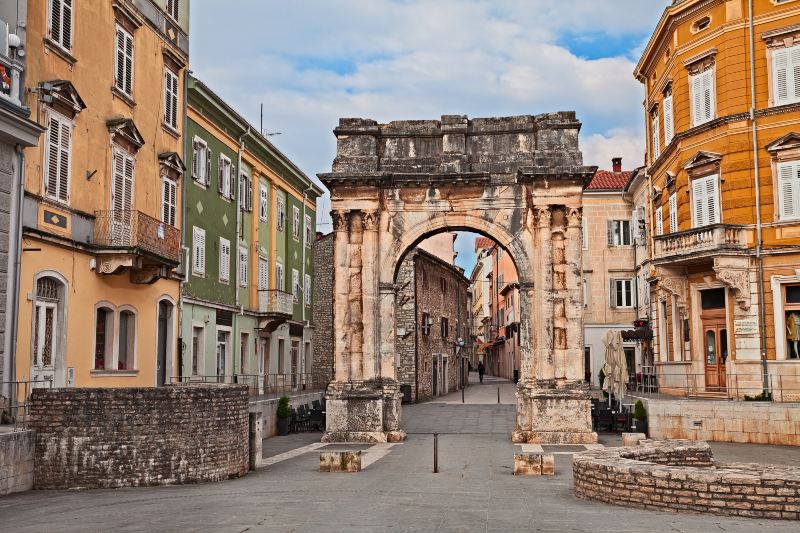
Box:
[477,361,485,384]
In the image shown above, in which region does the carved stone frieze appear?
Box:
[713,257,751,311]
[656,268,688,318]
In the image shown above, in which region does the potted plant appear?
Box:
[276,396,291,436]
[633,400,648,436]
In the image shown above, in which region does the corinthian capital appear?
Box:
[362,209,379,231]
[332,210,350,232]
[566,206,583,227]
[533,206,551,228]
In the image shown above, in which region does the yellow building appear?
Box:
[635,0,800,398]
[15,0,189,389]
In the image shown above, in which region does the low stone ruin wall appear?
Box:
[574,440,800,520]
[0,430,34,495]
[28,385,249,490]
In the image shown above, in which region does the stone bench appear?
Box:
[513,453,555,476]
[320,451,361,472]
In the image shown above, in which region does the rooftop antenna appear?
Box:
[260,103,283,137]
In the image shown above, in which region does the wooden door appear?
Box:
[702,314,728,391]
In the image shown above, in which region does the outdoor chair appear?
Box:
[613,412,630,433]
[312,399,321,410]
[596,410,613,432]
[309,408,324,431]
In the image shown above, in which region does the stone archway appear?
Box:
[319,114,598,444]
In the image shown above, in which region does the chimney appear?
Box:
[612,157,622,173]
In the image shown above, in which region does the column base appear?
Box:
[323,380,407,443]
[513,381,597,444]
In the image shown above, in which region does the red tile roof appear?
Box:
[475,236,495,251]
[587,170,633,190]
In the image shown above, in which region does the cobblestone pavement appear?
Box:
[1,377,798,532]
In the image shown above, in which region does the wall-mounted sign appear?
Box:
[734,318,758,336]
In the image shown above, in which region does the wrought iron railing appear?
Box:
[170,372,331,398]
[94,210,181,263]
[653,224,746,260]
[0,378,54,431]
[258,290,294,315]
[632,368,800,403]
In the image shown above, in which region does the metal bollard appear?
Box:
[433,433,439,473]
[497,386,500,404]
[462,387,465,404]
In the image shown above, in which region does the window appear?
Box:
[669,193,678,233]
[690,69,715,126]
[33,277,62,375]
[305,214,313,247]
[258,256,269,291]
[192,137,210,186]
[304,274,311,307]
[259,185,269,221]
[44,113,72,203]
[692,16,711,33]
[691,175,721,227]
[239,172,252,211]
[778,161,800,220]
[651,111,660,160]
[292,269,299,303]
[166,0,179,20]
[276,262,284,291]
[48,0,73,51]
[292,206,300,241]
[421,311,431,336]
[216,330,229,378]
[773,45,800,106]
[112,148,134,212]
[441,276,447,294]
[785,285,800,359]
[94,307,113,370]
[114,25,134,97]
[192,226,206,276]
[161,176,177,227]
[219,237,230,283]
[163,68,179,130]
[218,155,233,199]
[663,92,674,145]
[277,196,285,231]
[581,221,588,249]
[654,206,664,236]
[441,317,449,339]
[611,279,634,308]
[117,309,136,370]
[240,332,249,374]
[607,220,632,246]
[191,326,203,376]
[239,247,248,288]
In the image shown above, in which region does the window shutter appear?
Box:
[219,238,230,282]
[162,178,177,226]
[115,26,134,96]
[193,227,205,275]
[651,113,660,160]
[191,140,199,179]
[239,249,248,287]
[218,156,225,194]
[609,279,617,308]
[229,165,236,200]
[45,116,60,198]
[774,48,790,105]
[792,46,800,103]
[691,74,703,126]
[607,220,614,246]
[655,206,663,236]
[663,94,674,145]
[247,180,253,211]
[692,178,706,227]
[239,173,246,206]
[258,257,269,290]
[669,193,678,233]
[50,0,62,44]
[704,69,715,123]
[778,162,799,220]
[205,147,212,186]
[112,150,124,211]
[706,175,720,224]
[62,0,72,49]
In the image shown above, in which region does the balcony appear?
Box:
[258,290,294,332]
[93,210,181,282]
[653,224,747,264]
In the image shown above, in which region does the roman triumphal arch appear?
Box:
[318,114,598,444]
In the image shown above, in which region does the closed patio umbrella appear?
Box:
[602,330,627,408]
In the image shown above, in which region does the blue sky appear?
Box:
[190,0,667,272]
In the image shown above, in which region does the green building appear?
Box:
[180,76,323,391]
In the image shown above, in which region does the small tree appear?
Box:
[634,400,647,420]
[277,396,291,419]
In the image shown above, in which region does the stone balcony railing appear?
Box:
[653,224,747,262]
[258,290,294,316]
[93,210,181,264]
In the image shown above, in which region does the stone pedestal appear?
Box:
[513,383,597,444]
[323,380,406,443]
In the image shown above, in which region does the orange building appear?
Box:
[635,0,800,398]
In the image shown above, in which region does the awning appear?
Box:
[476,341,493,354]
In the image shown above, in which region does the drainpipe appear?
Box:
[748,0,769,396]
[235,127,250,375]
[2,146,25,398]
[177,69,191,381]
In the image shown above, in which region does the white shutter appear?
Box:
[191,140,199,179]
[692,178,706,227]
[260,185,269,221]
[115,25,134,96]
[609,279,617,308]
[193,227,205,276]
[691,70,715,126]
[705,175,720,224]
[692,175,720,227]
[162,177,177,226]
[258,257,269,290]
[164,69,179,129]
[276,263,284,291]
[112,149,134,212]
[663,94,674,145]
[219,238,230,283]
[774,48,790,105]
[304,274,311,306]
[655,206,664,236]
[651,113,660,160]
[292,269,299,303]
[45,114,71,203]
[205,146,212,186]
[50,0,73,51]
[778,162,800,220]
[669,193,678,233]
[166,0,179,20]
[239,248,248,288]
[793,46,800,104]
[607,220,614,246]
[218,155,225,195]
[702,69,715,124]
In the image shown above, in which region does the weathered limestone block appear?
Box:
[622,433,647,447]
[513,453,555,476]
[514,386,597,444]
[320,451,362,473]
[249,412,263,470]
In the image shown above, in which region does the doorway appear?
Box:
[156,301,172,386]
[216,330,229,381]
[700,288,727,391]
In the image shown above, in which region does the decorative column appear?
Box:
[564,206,584,382]
[348,212,364,382]
[361,210,379,380]
[332,210,351,382]
[536,205,554,383]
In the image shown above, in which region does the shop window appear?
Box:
[785,285,800,359]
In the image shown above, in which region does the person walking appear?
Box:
[477,361,485,384]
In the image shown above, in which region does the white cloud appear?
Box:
[581,128,646,171]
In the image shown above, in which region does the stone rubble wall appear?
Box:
[312,233,335,390]
[573,440,800,520]
[28,386,249,489]
[0,430,34,495]
[637,396,800,446]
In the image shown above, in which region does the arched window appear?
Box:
[94,306,114,370]
[118,309,136,370]
[34,277,63,370]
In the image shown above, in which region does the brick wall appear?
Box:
[312,233,334,389]
[28,386,249,489]
[0,430,34,495]
[574,440,800,520]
